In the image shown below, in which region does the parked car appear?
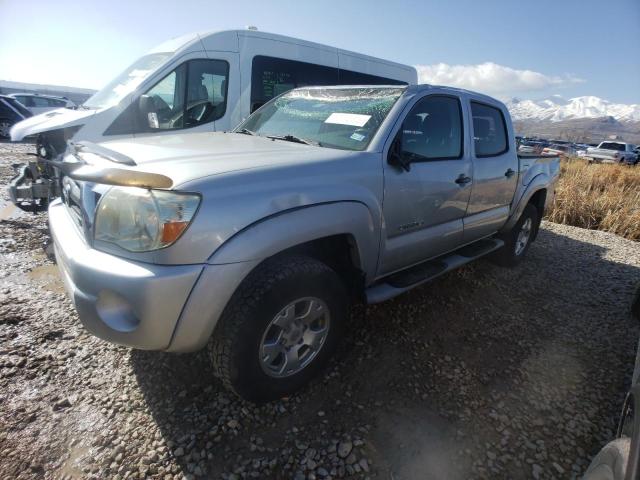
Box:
[48,85,559,402]
[0,95,32,138]
[9,29,417,212]
[575,144,591,158]
[586,141,638,165]
[542,143,579,157]
[517,142,537,154]
[9,93,76,115]
[518,141,548,154]
[583,285,640,480]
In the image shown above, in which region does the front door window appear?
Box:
[140,59,229,131]
[144,66,186,129]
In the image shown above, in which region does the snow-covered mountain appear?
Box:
[506,95,640,122]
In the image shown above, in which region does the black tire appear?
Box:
[491,204,538,267]
[0,118,13,139]
[209,254,348,403]
[631,283,640,324]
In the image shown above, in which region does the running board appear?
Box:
[365,238,504,304]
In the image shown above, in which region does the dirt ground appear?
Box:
[1,143,639,479]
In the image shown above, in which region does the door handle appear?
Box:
[505,168,516,178]
[455,174,472,185]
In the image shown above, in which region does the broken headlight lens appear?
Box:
[94,187,200,252]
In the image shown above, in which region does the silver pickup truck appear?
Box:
[586,141,638,165]
[48,85,559,401]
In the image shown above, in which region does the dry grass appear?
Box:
[545,158,640,241]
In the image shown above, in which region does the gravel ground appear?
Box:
[1,142,639,480]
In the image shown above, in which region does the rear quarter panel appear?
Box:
[502,153,560,232]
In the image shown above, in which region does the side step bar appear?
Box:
[365,238,504,304]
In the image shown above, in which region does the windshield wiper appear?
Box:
[235,128,256,136]
[266,134,320,146]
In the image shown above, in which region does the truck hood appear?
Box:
[99,132,357,187]
[10,107,97,141]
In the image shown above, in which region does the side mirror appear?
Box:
[138,95,159,129]
[387,132,411,172]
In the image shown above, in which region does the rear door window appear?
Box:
[471,102,508,157]
[250,56,410,114]
[251,56,339,112]
[339,69,406,86]
[31,97,51,107]
[15,96,33,107]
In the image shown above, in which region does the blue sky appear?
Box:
[0,0,638,103]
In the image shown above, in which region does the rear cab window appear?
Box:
[471,101,509,157]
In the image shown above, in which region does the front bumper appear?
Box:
[49,199,261,352]
[49,199,203,350]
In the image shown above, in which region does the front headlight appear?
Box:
[94,187,200,252]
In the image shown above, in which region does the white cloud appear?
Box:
[415,62,584,98]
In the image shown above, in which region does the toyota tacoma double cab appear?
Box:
[586,141,638,165]
[47,85,559,401]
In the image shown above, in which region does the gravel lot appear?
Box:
[1,142,639,480]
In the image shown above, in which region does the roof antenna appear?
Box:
[246,25,258,31]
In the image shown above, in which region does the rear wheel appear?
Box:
[492,204,538,267]
[209,254,348,402]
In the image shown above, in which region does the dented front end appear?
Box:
[9,126,82,211]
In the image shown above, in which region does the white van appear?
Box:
[10,29,417,155]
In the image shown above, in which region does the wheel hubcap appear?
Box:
[259,297,330,378]
[515,217,533,256]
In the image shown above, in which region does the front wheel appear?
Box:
[209,254,348,402]
[491,204,538,267]
[0,118,13,139]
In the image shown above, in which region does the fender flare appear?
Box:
[501,174,550,233]
[207,201,380,281]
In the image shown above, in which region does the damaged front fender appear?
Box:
[8,163,57,212]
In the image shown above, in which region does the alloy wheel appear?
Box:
[258,297,330,378]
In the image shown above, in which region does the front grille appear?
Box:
[61,176,83,229]
[61,176,101,243]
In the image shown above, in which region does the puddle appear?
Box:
[27,265,65,294]
[58,443,91,479]
[0,202,21,221]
